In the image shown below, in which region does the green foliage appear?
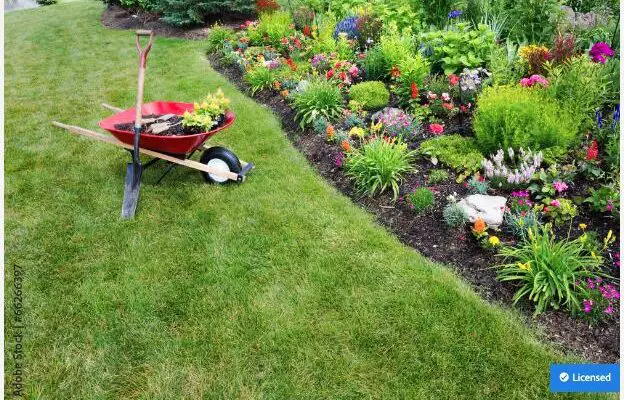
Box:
[393,55,430,110]
[504,210,541,239]
[467,177,489,194]
[407,187,435,214]
[546,55,611,131]
[245,66,275,95]
[584,186,620,213]
[361,46,388,81]
[419,135,484,182]
[473,86,579,156]
[535,198,578,226]
[443,201,469,228]
[257,11,295,45]
[293,79,345,128]
[428,169,449,184]
[156,0,255,27]
[378,32,415,75]
[497,226,604,315]
[419,23,496,75]
[309,13,338,54]
[206,24,234,52]
[182,89,230,130]
[345,138,416,199]
[348,81,390,111]
[489,42,526,86]
[503,0,562,43]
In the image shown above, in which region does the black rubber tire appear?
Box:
[200,146,242,184]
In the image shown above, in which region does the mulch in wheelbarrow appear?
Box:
[114,114,226,136]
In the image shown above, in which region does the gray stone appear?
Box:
[457,194,507,227]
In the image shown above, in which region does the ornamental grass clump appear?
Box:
[293,79,345,129]
[345,137,416,199]
[497,226,604,315]
[473,85,579,156]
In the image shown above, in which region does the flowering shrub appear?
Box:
[482,148,543,187]
[182,89,230,130]
[519,74,548,87]
[325,60,360,87]
[535,198,578,226]
[333,16,359,40]
[372,108,419,140]
[392,55,430,110]
[589,42,615,64]
[585,186,620,214]
[575,278,619,323]
[457,67,490,105]
[518,45,551,75]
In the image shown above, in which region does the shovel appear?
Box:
[121,30,154,219]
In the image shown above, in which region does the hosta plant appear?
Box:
[293,80,345,129]
[345,137,416,199]
[497,226,604,315]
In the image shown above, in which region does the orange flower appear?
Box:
[390,66,401,78]
[341,139,351,152]
[280,89,289,98]
[326,124,335,140]
[273,80,281,90]
[473,217,486,234]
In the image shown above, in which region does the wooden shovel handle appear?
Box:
[134,30,154,128]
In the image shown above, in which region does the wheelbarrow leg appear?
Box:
[155,162,177,185]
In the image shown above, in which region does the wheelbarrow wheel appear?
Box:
[200,146,242,184]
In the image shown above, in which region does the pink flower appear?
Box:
[326,69,335,79]
[552,181,568,193]
[429,123,444,135]
[441,92,451,102]
[449,74,459,86]
[349,65,359,78]
[550,200,560,207]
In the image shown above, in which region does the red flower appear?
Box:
[293,38,302,49]
[586,140,599,161]
[339,71,347,81]
[326,69,335,79]
[302,25,311,37]
[429,123,444,135]
[442,102,454,110]
[449,74,460,86]
[459,105,467,113]
[410,82,419,99]
[286,58,297,71]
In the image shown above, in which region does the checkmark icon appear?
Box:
[559,372,569,383]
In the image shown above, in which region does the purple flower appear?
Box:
[583,299,593,313]
[589,42,614,64]
[448,10,463,19]
[334,153,344,167]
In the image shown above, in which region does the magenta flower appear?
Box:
[605,306,613,314]
[550,199,560,207]
[583,299,593,313]
[589,42,614,64]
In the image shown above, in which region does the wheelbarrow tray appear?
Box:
[98,101,236,155]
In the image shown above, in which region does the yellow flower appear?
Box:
[591,251,597,259]
[518,262,531,272]
[349,126,367,138]
[606,230,613,242]
[579,223,587,230]
[488,236,500,247]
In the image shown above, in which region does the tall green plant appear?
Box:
[293,80,345,128]
[345,137,416,199]
[473,86,580,156]
[497,226,604,315]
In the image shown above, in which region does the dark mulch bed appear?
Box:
[208,53,620,363]
[101,5,250,40]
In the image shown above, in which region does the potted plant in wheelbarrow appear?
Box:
[52,30,254,219]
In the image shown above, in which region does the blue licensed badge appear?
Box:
[550,364,620,393]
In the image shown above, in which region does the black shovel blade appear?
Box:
[121,161,143,219]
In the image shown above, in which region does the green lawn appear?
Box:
[3,3,613,399]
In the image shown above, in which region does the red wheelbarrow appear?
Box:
[52,30,253,219]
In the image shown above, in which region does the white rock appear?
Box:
[457,194,507,227]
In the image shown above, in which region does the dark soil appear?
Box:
[101,5,251,40]
[114,113,224,136]
[208,53,620,363]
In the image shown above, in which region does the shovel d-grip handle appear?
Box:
[133,30,154,165]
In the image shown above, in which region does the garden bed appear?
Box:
[208,53,619,363]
